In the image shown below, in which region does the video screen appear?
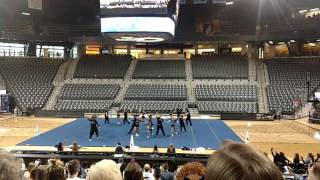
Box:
[315,92,320,100]
[100,0,169,9]
[100,17,175,36]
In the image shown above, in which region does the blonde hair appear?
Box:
[205,143,283,180]
[87,160,122,180]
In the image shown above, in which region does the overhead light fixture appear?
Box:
[290,40,295,43]
[268,41,274,44]
[317,39,320,42]
[21,12,31,16]
[310,8,319,11]
[226,1,234,5]
[299,10,307,13]
[308,43,316,46]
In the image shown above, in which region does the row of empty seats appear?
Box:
[124,84,186,101]
[59,84,120,100]
[192,54,248,79]
[198,101,257,114]
[0,58,64,111]
[0,73,5,89]
[132,60,186,79]
[74,54,132,79]
[54,100,113,113]
[120,101,187,113]
[195,84,257,102]
[266,58,320,113]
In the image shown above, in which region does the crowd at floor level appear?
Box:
[1,141,320,180]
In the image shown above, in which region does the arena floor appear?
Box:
[1,114,320,158]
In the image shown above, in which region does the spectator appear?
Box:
[271,147,281,167]
[315,153,320,162]
[79,161,89,179]
[87,160,122,180]
[153,167,161,180]
[47,159,65,180]
[115,142,125,154]
[30,165,47,180]
[308,162,320,180]
[66,160,83,180]
[55,142,64,152]
[0,149,24,180]
[123,160,143,180]
[205,143,283,180]
[160,162,173,180]
[72,142,80,152]
[166,144,176,157]
[24,162,36,180]
[302,153,315,167]
[175,162,206,180]
[279,152,291,167]
[143,164,154,180]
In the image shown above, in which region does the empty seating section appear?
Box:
[120,101,187,113]
[195,84,256,102]
[198,101,257,114]
[0,58,64,111]
[266,58,320,113]
[124,84,186,101]
[132,60,186,79]
[74,55,132,79]
[0,73,5,89]
[59,84,120,100]
[55,100,113,113]
[192,54,248,79]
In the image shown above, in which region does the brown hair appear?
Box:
[205,143,283,180]
[176,162,206,180]
[124,161,143,180]
[309,162,320,180]
[66,160,80,176]
[30,165,48,180]
[47,159,65,180]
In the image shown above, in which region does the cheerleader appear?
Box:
[169,114,178,136]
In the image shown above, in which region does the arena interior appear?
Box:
[0,0,320,179]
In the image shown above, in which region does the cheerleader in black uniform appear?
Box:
[104,110,110,125]
[88,115,100,141]
[128,114,140,136]
[186,109,192,126]
[123,110,130,125]
[179,115,187,132]
[116,110,121,124]
[156,115,165,136]
[169,114,178,136]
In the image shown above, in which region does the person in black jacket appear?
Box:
[179,115,187,132]
[128,114,140,136]
[156,115,165,136]
[185,109,192,126]
[123,110,130,125]
[104,110,110,125]
[88,115,99,141]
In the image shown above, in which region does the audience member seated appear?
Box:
[115,142,125,155]
[160,162,174,180]
[308,162,320,180]
[143,164,154,180]
[0,149,24,180]
[66,160,84,180]
[30,165,48,180]
[175,162,206,180]
[47,159,65,180]
[205,142,283,180]
[167,144,176,157]
[123,160,143,180]
[87,159,122,180]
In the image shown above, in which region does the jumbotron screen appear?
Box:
[100,0,169,9]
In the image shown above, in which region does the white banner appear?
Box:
[28,0,42,10]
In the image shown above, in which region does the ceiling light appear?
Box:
[268,41,274,44]
[290,40,295,43]
[317,39,320,42]
[226,1,234,5]
[299,10,307,13]
[21,12,31,16]
[310,8,319,11]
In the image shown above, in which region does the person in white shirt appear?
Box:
[66,160,84,180]
[143,164,154,180]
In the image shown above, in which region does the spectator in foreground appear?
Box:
[24,162,36,180]
[0,149,24,180]
[87,160,122,180]
[205,142,283,180]
[47,159,65,180]
[143,164,154,180]
[66,160,83,180]
[166,144,176,157]
[30,165,48,180]
[160,162,174,180]
[123,160,143,180]
[175,162,206,180]
[309,162,320,180]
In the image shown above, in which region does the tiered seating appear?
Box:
[59,84,120,100]
[55,100,113,113]
[0,58,64,111]
[192,54,248,79]
[124,84,186,101]
[266,58,320,113]
[132,60,186,79]
[0,73,5,89]
[198,101,257,114]
[195,84,256,102]
[74,54,132,79]
[120,101,187,113]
